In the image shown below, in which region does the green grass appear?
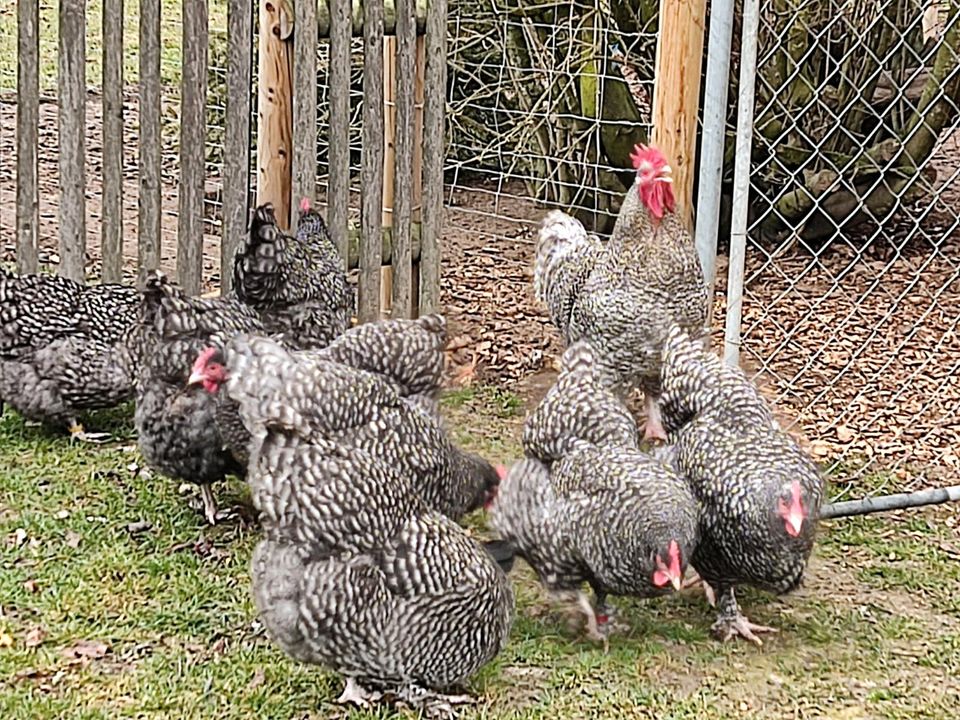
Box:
[1,388,959,718]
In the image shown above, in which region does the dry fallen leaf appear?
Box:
[248,668,266,690]
[24,626,47,648]
[0,631,13,648]
[23,579,39,594]
[61,639,109,663]
[836,425,855,443]
[65,531,82,549]
[12,528,28,547]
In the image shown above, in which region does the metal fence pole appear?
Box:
[694,0,736,331]
[723,0,761,367]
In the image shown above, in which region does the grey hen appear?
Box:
[233,199,353,350]
[193,334,500,521]
[659,326,824,645]
[231,354,513,709]
[134,271,264,523]
[0,270,139,441]
[490,342,699,644]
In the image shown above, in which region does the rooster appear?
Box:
[489,342,699,645]
[233,199,353,350]
[134,271,265,523]
[659,326,824,645]
[189,333,501,521]
[0,270,139,441]
[534,144,708,441]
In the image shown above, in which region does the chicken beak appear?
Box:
[187,370,205,387]
[786,512,804,537]
[670,573,682,592]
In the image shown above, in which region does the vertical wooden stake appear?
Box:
[257,0,294,230]
[651,0,707,231]
[102,0,125,283]
[381,35,397,317]
[58,0,87,282]
[138,0,162,286]
[410,33,425,316]
[292,0,318,208]
[16,0,39,275]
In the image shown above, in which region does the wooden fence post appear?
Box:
[651,0,707,231]
[102,0,125,283]
[381,35,396,317]
[292,0,318,210]
[257,0,294,230]
[222,0,255,292]
[16,0,39,275]
[327,0,352,270]
[391,0,417,319]
[359,0,385,323]
[58,0,87,281]
[139,0,162,285]
[177,0,209,295]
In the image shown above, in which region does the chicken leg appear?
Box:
[641,393,668,443]
[711,586,778,646]
[199,484,219,525]
[336,677,382,706]
[681,569,717,607]
[68,419,112,444]
[394,683,475,718]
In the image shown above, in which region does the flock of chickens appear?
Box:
[0,145,824,713]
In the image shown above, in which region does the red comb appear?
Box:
[299,197,311,212]
[630,144,667,170]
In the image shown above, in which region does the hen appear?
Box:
[489,342,699,645]
[233,199,353,350]
[191,333,500,521]
[0,270,139,441]
[534,144,708,441]
[134,271,265,523]
[658,326,824,645]
[227,343,513,709]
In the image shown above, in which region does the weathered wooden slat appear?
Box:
[419,0,446,314]
[359,0,384,323]
[346,222,421,268]
[58,0,87,282]
[292,0,318,213]
[16,0,39,275]
[256,1,294,230]
[380,36,396,316]
[317,0,428,37]
[101,0,124,283]
[177,0,208,295]
[139,0,162,285]
[391,0,416,318]
[327,0,352,269]
[222,0,254,293]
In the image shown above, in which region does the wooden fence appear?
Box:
[12,0,444,322]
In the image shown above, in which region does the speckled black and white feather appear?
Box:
[659,326,824,609]
[233,203,353,350]
[0,270,139,428]
[249,435,513,691]
[534,186,708,397]
[134,271,264,486]
[223,335,499,520]
[522,342,639,462]
[492,340,699,603]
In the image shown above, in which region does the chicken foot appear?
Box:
[68,419,112,444]
[199,484,219,525]
[711,586,778,647]
[681,569,717,607]
[553,589,625,651]
[392,683,475,719]
[336,677,382,706]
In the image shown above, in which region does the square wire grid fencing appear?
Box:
[442,0,661,380]
[726,0,960,497]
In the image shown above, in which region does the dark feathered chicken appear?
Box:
[134,271,265,523]
[534,144,708,441]
[658,326,824,645]
[0,270,139,441]
[230,354,513,708]
[233,199,353,350]
[490,342,699,644]
[192,334,500,521]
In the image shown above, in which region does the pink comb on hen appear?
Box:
[299,197,311,213]
[629,144,676,220]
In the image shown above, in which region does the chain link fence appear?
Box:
[442,0,960,494]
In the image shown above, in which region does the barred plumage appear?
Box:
[659,326,825,645]
[491,341,699,642]
[0,270,139,439]
[533,144,708,441]
[233,201,353,350]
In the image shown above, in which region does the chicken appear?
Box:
[134,271,265,523]
[190,333,501,521]
[0,270,139,441]
[233,199,353,350]
[188,313,448,467]
[534,144,708,441]
[489,342,699,645]
[658,326,824,645]
[228,345,513,709]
